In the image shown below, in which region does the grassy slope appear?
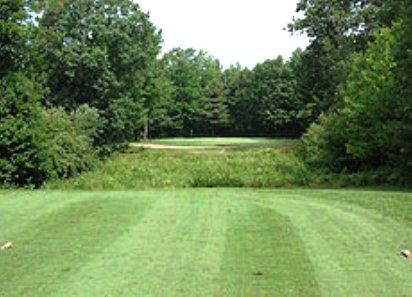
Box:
[0,189,411,296]
[45,137,408,190]
[45,148,311,190]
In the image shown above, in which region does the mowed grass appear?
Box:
[0,189,411,296]
[149,137,298,148]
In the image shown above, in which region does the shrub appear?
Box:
[0,73,50,187]
[43,107,98,179]
[300,113,351,172]
[71,104,103,142]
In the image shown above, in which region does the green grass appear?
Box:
[149,137,298,148]
[45,139,394,190]
[5,138,411,295]
[0,189,411,296]
[45,148,312,190]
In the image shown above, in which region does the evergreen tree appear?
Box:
[0,73,50,187]
[0,1,51,187]
[196,78,229,136]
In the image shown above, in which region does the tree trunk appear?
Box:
[143,116,149,142]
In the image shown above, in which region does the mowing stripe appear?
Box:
[254,195,412,297]
[52,192,231,296]
[1,190,411,297]
[0,191,90,241]
[217,200,321,296]
[0,193,151,297]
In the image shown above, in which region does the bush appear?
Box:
[71,104,103,142]
[300,113,352,172]
[0,73,50,187]
[43,107,98,179]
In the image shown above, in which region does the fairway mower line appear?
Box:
[0,191,90,242]
[0,192,152,297]
[253,195,412,297]
[50,194,230,296]
[1,189,411,297]
[217,200,321,296]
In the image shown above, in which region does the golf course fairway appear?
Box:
[0,189,411,296]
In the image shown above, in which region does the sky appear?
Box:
[137,0,309,69]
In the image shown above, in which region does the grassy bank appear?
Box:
[45,147,313,190]
[0,189,411,296]
[45,136,406,190]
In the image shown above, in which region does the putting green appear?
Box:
[146,137,298,148]
[0,189,411,296]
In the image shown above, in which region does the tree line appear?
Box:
[150,49,305,138]
[1,0,411,187]
[290,0,412,183]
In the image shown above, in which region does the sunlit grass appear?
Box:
[45,148,311,190]
[0,189,411,296]
[148,137,298,148]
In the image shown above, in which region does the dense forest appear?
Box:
[1,0,411,187]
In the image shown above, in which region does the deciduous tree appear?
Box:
[38,0,161,152]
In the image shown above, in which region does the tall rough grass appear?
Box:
[45,148,314,190]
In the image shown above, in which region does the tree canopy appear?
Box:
[1,0,411,186]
